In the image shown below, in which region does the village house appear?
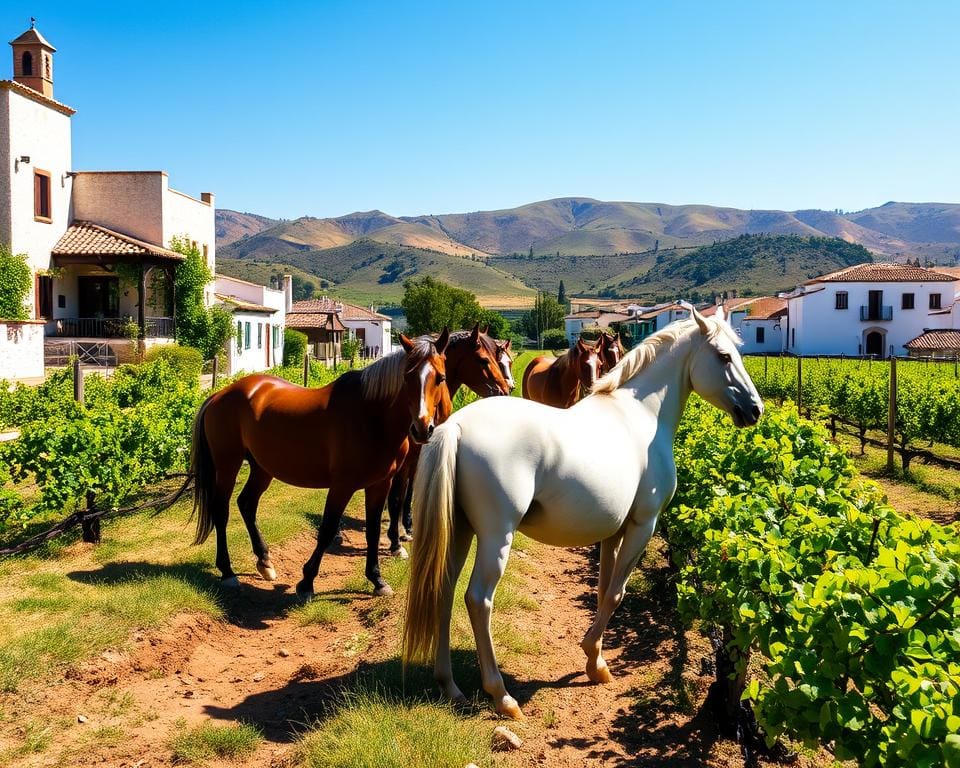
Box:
[286,297,392,363]
[0,22,219,379]
[702,296,787,354]
[781,263,959,358]
[215,274,288,374]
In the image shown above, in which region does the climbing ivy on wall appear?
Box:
[170,236,233,361]
[0,245,32,321]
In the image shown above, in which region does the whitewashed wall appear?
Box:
[345,318,391,357]
[0,321,44,380]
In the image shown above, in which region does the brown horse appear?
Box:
[597,331,624,374]
[521,338,600,408]
[189,331,449,597]
[387,326,512,544]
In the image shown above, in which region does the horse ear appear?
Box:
[501,339,512,352]
[399,333,415,353]
[435,327,450,354]
[470,323,481,346]
[691,306,710,335]
[480,324,489,335]
[715,304,727,323]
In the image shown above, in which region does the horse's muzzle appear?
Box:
[410,423,434,444]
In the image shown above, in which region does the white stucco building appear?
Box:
[0,22,216,378]
[782,263,959,358]
[702,296,787,354]
[215,274,287,374]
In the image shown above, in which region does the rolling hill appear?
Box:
[215,198,960,306]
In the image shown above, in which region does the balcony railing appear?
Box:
[50,316,175,338]
[860,305,893,322]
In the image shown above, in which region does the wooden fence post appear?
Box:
[211,356,218,389]
[797,355,803,414]
[80,490,101,544]
[764,355,768,382]
[73,358,83,404]
[887,356,897,473]
[303,352,310,387]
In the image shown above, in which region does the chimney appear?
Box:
[201,192,215,206]
[283,274,292,313]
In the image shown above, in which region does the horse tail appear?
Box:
[403,421,461,666]
[190,395,217,545]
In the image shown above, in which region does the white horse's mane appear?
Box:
[591,316,740,395]
[360,337,434,401]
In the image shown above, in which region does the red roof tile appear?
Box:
[807,263,956,284]
[905,330,960,351]
[214,294,275,314]
[53,221,182,260]
[744,297,787,320]
[289,297,390,321]
[286,312,348,332]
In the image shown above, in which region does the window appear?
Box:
[37,275,53,319]
[835,291,848,310]
[244,322,251,349]
[257,323,263,349]
[756,326,765,344]
[791,328,795,347]
[44,54,50,79]
[34,169,52,221]
[236,321,242,353]
[902,293,915,310]
[930,293,942,310]
[21,51,32,76]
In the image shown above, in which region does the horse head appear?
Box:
[687,305,763,427]
[574,338,601,392]
[599,332,623,374]
[399,328,450,443]
[446,323,512,397]
[494,338,515,392]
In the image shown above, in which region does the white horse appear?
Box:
[402,306,762,718]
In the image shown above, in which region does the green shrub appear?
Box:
[0,245,31,321]
[341,335,361,363]
[542,328,569,349]
[143,345,203,380]
[283,328,308,366]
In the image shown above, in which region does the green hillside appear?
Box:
[598,234,875,301]
[216,259,334,294]
[224,239,534,307]
[487,251,657,295]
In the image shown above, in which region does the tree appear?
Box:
[402,277,485,336]
[518,291,566,341]
[557,280,567,308]
[171,237,235,361]
[0,245,31,320]
[477,308,509,339]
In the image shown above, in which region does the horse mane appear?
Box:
[360,337,434,401]
[591,317,739,395]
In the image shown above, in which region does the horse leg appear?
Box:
[210,459,243,587]
[401,482,414,540]
[237,459,276,581]
[296,486,353,599]
[465,531,523,719]
[581,516,656,683]
[597,533,622,607]
[435,518,474,703]
[385,473,406,558]
[363,479,394,596]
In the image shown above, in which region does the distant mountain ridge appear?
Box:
[214,198,960,306]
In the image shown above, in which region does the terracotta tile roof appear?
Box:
[931,266,960,279]
[290,297,390,321]
[905,330,960,351]
[700,297,756,317]
[214,294,275,314]
[52,221,182,260]
[638,303,688,320]
[806,263,957,284]
[286,312,348,332]
[11,26,56,49]
[743,297,787,320]
[565,310,602,320]
[0,79,75,116]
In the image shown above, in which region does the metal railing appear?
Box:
[44,340,118,367]
[860,305,893,322]
[50,317,174,338]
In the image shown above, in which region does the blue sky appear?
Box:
[5,1,959,218]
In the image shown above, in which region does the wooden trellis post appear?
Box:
[797,355,803,414]
[887,356,897,473]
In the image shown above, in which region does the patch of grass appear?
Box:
[295,688,492,768]
[290,597,350,627]
[169,719,262,764]
[542,708,557,728]
[0,720,53,760]
[343,555,410,594]
[337,632,371,658]
[87,725,125,747]
[493,623,539,656]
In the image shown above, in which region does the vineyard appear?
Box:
[0,352,958,766]
[746,356,960,472]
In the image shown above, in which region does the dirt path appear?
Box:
[5,527,797,767]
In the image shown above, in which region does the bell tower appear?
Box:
[11,19,56,99]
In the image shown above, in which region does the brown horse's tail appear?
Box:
[191,395,217,545]
[402,421,461,667]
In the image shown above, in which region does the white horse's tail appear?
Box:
[403,422,461,666]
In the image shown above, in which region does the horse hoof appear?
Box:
[587,663,613,684]
[496,696,524,720]
[221,576,241,589]
[257,562,278,581]
[295,581,314,601]
[372,583,394,598]
[389,546,408,560]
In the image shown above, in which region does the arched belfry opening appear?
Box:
[21,50,32,75]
